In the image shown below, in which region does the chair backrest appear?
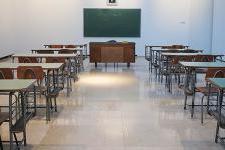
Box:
[171,56,193,65]
[18,57,38,63]
[0,68,13,79]
[171,45,185,49]
[36,50,54,54]
[167,49,181,53]
[17,66,44,81]
[161,46,172,49]
[64,45,76,48]
[205,68,225,79]
[49,45,63,48]
[46,57,65,63]
[194,55,214,62]
[183,49,199,53]
[58,49,74,54]
[0,70,5,79]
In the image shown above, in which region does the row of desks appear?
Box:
[147,46,225,144]
[0,51,84,149]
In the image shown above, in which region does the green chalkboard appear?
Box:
[83,8,141,37]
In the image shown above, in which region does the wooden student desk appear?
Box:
[0,62,72,97]
[89,42,135,67]
[12,53,78,60]
[42,44,88,59]
[31,48,82,54]
[0,63,69,122]
[0,79,36,150]
[179,61,225,118]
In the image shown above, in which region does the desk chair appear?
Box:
[46,57,71,91]
[166,56,193,92]
[0,69,24,149]
[192,68,225,124]
[0,69,12,149]
[17,66,58,121]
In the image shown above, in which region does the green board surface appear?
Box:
[83,8,141,37]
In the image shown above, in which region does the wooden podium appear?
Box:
[89,42,135,67]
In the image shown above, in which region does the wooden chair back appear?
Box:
[183,49,200,53]
[205,68,225,79]
[171,45,185,49]
[194,55,214,62]
[171,56,193,65]
[18,57,38,63]
[36,50,54,54]
[46,57,65,63]
[0,70,5,79]
[0,68,13,79]
[49,45,63,48]
[65,45,76,48]
[58,49,74,54]
[17,66,44,81]
[161,46,172,49]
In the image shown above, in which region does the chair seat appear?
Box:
[195,87,219,95]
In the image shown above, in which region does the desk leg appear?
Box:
[21,91,26,146]
[95,62,97,68]
[127,63,130,68]
[46,70,50,121]
[191,70,196,118]
[9,93,13,150]
[215,89,224,143]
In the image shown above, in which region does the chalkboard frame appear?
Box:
[83,8,141,37]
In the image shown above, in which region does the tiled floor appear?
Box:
[1,57,225,149]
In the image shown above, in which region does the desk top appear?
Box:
[0,63,63,70]
[43,44,85,48]
[152,49,202,53]
[31,48,83,52]
[208,78,225,90]
[0,79,36,92]
[89,42,135,45]
[145,45,189,48]
[180,62,225,68]
[161,53,223,56]
[13,53,78,58]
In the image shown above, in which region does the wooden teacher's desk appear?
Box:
[89,42,135,67]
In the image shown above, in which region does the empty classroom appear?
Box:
[0,0,225,150]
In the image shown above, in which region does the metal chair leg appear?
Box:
[191,91,195,118]
[184,95,187,110]
[0,135,3,150]
[54,97,57,112]
[215,122,220,143]
[13,133,19,147]
[23,129,27,146]
[201,95,205,124]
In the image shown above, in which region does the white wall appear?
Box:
[212,0,225,54]
[0,1,15,54]
[0,0,190,56]
[188,0,213,52]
